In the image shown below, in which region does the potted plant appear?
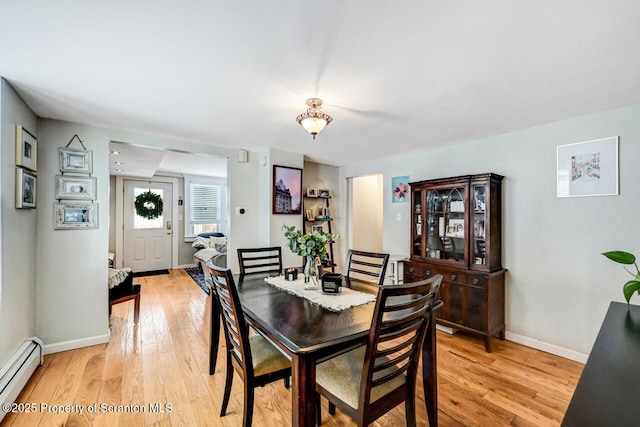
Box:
[282,224,339,289]
[602,251,640,303]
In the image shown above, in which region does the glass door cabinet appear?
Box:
[407,173,505,352]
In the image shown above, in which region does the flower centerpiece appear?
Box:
[282,224,339,289]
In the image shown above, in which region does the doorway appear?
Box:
[347,174,383,252]
[122,179,174,272]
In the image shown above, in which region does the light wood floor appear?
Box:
[1,270,583,426]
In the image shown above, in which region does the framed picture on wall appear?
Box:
[54,202,98,230]
[55,175,97,200]
[392,175,410,202]
[272,165,302,214]
[16,125,37,172]
[557,136,619,197]
[59,147,93,174]
[16,168,37,209]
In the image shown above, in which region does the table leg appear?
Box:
[291,354,316,427]
[422,308,438,427]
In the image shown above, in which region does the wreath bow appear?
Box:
[135,191,163,220]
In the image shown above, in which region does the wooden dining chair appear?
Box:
[344,249,390,286]
[237,246,283,276]
[209,264,292,427]
[315,274,443,427]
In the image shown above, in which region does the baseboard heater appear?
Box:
[0,338,43,422]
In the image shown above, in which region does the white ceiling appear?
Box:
[1,1,639,169]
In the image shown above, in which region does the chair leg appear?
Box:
[133,294,140,324]
[315,393,322,426]
[328,401,336,415]
[220,357,233,416]
[405,396,417,427]
[210,298,221,375]
[243,383,255,427]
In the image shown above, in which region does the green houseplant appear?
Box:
[282,224,339,289]
[602,251,640,303]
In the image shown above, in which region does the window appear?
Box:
[184,176,227,238]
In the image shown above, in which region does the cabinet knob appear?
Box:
[408,267,414,273]
[472,278,479,285]
[450,274,457,281]
[425,269,431,277]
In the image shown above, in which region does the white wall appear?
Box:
[339,102,640,359]
[0,80,38,366]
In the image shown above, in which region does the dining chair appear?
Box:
[237,246,283,276]
[344,249,390,286]
[209,264,292,427]
[315,274,443,427]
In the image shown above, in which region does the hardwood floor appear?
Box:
[1,270,582,426]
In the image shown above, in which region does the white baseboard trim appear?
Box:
[435,324,587,363]
[42,332,111,355]
[176,263,198,269]
[505,331,588,363]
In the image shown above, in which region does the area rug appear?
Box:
[132,269,170,277]
[185,267,210,295]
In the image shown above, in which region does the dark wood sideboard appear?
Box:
[562,301,640,426]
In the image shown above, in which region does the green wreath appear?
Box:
[135,191,163,220]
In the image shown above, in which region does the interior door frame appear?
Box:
[114,175,180,270]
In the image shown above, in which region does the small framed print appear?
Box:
[16,125,37,172]
[54,202,98,230]
[318,189,331,198]
[306,188,317,197]
[557,136,619,197]
[16,168,37,209]
[312,224,324,233]
[59,147,93,174]
[55,175,97,200]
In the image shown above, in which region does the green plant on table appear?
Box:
[282,224,339,261]
[602,251,640,303]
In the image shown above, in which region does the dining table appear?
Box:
[209,272,440,427]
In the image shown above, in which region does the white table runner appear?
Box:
[264,275,377,312]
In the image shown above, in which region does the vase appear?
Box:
[304,256,320,290]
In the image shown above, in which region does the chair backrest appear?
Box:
[441,237,456,259]
[237,247,283,276]
[344,250,390,286]
[209,265,254,376]
[360,274,443,410]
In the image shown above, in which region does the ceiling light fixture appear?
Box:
[296,98,332,139]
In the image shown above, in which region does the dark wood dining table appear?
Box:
[210,273,440,427]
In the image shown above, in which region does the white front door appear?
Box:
[123,179,173,272]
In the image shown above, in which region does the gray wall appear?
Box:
[0,80,38,367]
[340,102,640,359]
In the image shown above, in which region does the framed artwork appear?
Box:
[392,176,410,202]
[557,136,619,197]
[55,175,97,200]
[312,224,324,233]
[54,202,98,230]
[272,165,302,214]
[16,125,37,172]
[16,168,37,209]
[59,147,93,174]
[306,188,317,197]
[318,189,331,198]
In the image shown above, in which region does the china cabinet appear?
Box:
[404,173,505,351]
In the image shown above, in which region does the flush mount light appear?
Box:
[296,98,332,139]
